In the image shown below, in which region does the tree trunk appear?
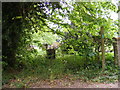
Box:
[2,3,23,68]
[100,26,105,71]
[118,38,120,66]
[113,38,118,65]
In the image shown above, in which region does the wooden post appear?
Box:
[100,26,105,71]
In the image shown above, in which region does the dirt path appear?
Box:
[29,79,119,88]
[3,75,119,88]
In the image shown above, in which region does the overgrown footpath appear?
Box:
[2,53,118,88]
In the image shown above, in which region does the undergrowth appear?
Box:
[2,53,118,88]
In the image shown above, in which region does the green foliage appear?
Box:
[2,2,34,68]
[92,66,118,83]
[2,1,118,69]
[2,2,119,88]
[32,32,62,49]
[2,2,63,68]
[3,53,118,88]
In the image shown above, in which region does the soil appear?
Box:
[29,79,119,88]
[3,74,119,88]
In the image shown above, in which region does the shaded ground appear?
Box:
[29,79,118,88]
[3,67,119,88]
[3,77,119,88]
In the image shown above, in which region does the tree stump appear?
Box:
[46,49,56,59]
